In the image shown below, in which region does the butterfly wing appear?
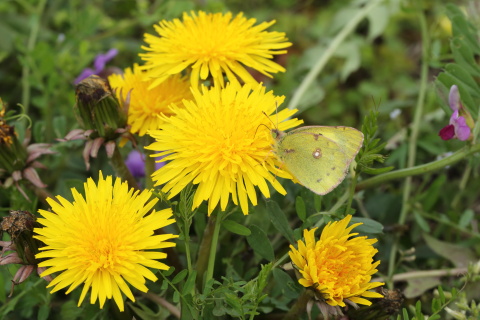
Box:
[275,126,364,195]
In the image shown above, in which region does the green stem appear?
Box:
[110,146,140,190]
[345,173,358,215]
[195,214,216,290]
[204,210,223,289]
[287,0,383,111]
[143,136,155,190]
[388,7,429,282]
[21,0,47,113]
[356,143,480,191]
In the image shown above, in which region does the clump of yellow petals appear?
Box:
[289,215,384,307]
[147,82,303,215]
[34,172,178,312]
[109,64,192,136]
[140,11,292,89]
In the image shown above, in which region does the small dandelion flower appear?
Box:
[34,172,178,312]
[140,11,292,89]
[147,82,303,215]
[439,85,473,141]
[109,64,192,136]
[289,215,384,311]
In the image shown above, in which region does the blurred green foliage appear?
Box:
[2,0,480,319]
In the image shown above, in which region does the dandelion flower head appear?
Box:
[109,64,192,136]
[34,172,178,312]
[140,11,292,89]
[147,82,303,215]
[289,215,384,307]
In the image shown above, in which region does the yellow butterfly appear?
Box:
[272,126,364,195]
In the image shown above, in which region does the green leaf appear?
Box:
[423,233,476,268]
[171,269,188,284]
[38,305,50,320]
[445,63,480,94]
[404,276,441,299]
[413,211,430,232]
[458,209,474,228]
[351,217,384,234]
[295,196,307,222]
[222,220,251,236]
[419,174,446,211]
[366,4,390,40]
[451,37,480,77]
[415,300,424,320]
[182,271,197,295]
[247,225,275,261]
[266,201,295,244]
[272,268,302,299]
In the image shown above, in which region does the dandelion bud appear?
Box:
[1,210,41,264]
[0,102,28,174]
[74,75,127,139]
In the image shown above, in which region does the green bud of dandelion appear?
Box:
[74,75,127,139]
[0,100,28,174]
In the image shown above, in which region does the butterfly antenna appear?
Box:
[254,123,271,139]
[275,101,279,129]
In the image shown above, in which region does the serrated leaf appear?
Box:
[295,196,307,222]
[246,225,275,261]
[222,220,251,236]
[171,269,188,284]
[266,201,295,244]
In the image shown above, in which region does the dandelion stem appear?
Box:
[143,136,155,190]
[356,143,480,191]
[287,0,383,111]
[196,214,216,290]
[205,210,223,289]
[110,146,140,190]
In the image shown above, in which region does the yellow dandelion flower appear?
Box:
[140,11,292,89]
[108,64,192,136]
[34,172,178,312]
[147,82,303,215]
[289,215,384,307]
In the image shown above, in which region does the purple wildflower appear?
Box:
[439,85,471,141]
[125,150,165,179]
[74,48,118,84]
